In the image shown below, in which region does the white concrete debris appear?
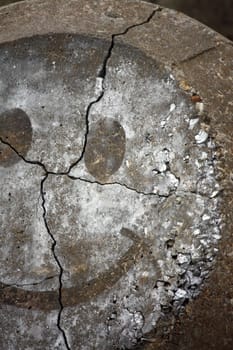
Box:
[189,117,199,129]
[174,289,187,300]
[195,129,209,144]
[195,101,204,115]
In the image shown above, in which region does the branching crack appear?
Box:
[0,4,221,350]
[67,8,158,174]
[0,8,159,178]
[98,9,158,79]
[0,8,180,350]
[0,9,159,348]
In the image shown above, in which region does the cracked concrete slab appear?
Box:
[69,41,219,197]
[0,0,232,349]
[43,176,219,349]
[0,162,58,285]
[0,34,111,173]
[117,6,231,65]
[0,161,61,348]
[0,0,157,44]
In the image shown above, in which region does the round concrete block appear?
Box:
[0,1,232,349]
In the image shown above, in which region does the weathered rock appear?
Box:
[0,1,232,349]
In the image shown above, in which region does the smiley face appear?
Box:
[0,33,220,349]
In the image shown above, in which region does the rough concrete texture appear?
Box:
[2,0,233,40]
[0,1,232,350]
[153,0,233,41]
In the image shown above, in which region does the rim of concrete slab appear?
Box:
[0,1,232,349]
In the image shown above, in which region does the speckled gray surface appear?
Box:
[0,1,232,350]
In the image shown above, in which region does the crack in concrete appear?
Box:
[0,4,225,349]
[68,175,172,199]
[179,40,233,66]
[2,9,160,348]
[67,8,159,175]
[80,174,221,202]
[0,136,48,173]
[98,8,159,80]
[1,6,221,349]
[0,10,160,348]
[0,8,160,177]
[2,133,214,201]
[0,7,159,177]
[178,46,217,64]
[40,173,71,350]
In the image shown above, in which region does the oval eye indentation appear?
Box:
[0,108,32,167]
[84,118,126,181]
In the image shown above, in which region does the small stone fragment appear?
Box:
[189,117,199,129]
[174,289,187,300]
[195,130,208,144]
[195,101,204,115]
[179,80,191,91]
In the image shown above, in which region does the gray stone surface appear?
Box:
[0,1,232,349]
[0,34,110,173]
[153,0,233,41]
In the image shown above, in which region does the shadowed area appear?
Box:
[0,33,110,173]
[0,108,32,166]
[0,228,149,310]
[85,118,126,181]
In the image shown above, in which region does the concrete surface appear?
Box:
[153,0,233,41]
[0,0,232,349]
[1,0,233,41]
